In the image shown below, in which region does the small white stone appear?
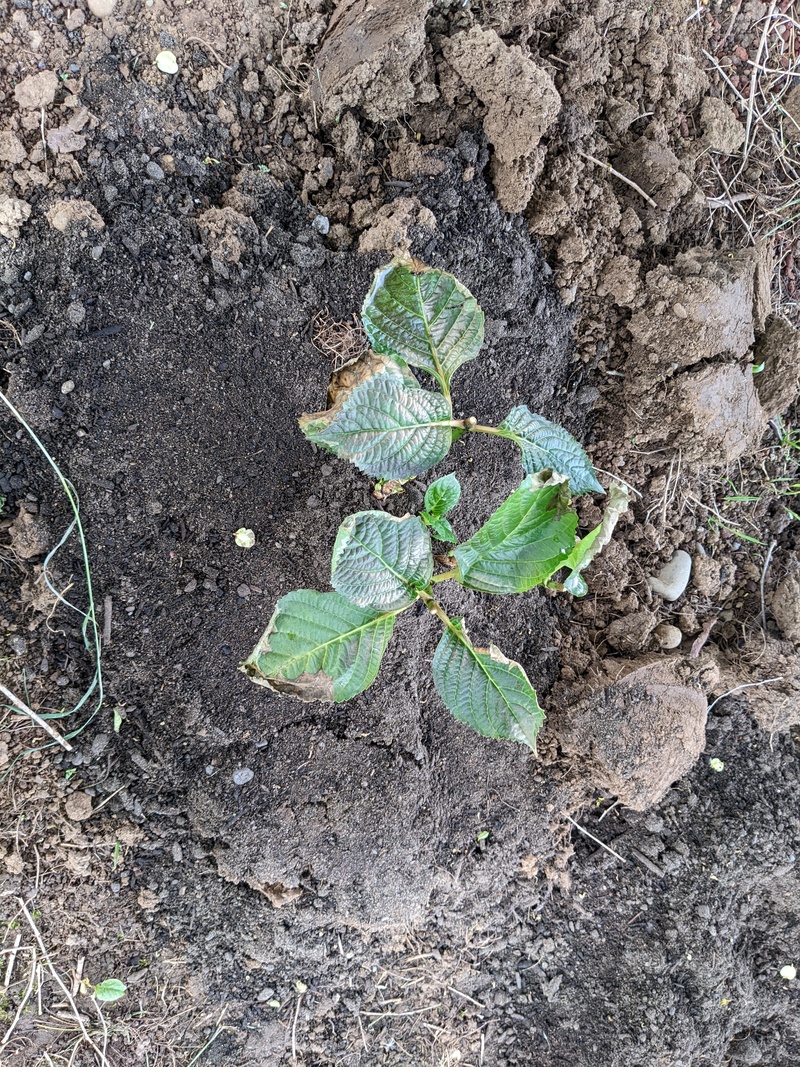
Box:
[653,622,682,649]
[155,50,179,75]
[648,550,692,602]
[61,380,75,395]
[234,527,256,549]
[87,0,116,15]
[780,964,796,981]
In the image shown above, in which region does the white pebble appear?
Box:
[61,379,75,395]
[234,527,256,549]
[653,622,682,649]
[155,50,179,75]
[648,550,692,602]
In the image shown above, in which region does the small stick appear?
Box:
[447,985,485,1009]
[40,107,48,179]
[16,898,106,1061]
[598,799,621,823]
[759,540,777,632]
[102,596,113,647]
[184,36,232,70]
[707,677,785,713]
[706,192,757,209]
[2,931,22,990]
[630,847,665,879]
[690,615,718,658]
[291,993,303,1063]
[0,946,37,1047]
[563,812,626,864]
[356,1011,368,1051]
[0,319,22,346]
[741,1,778,168]
[577,150,659,209]
[0,682,73,752]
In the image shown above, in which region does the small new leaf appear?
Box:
[300,373,452,480]
[428,516,457,543]
[242,590,397,702]
[423,473,461,520]
[361,259,484,389]
[453,472,578,594]
[93,979,127,1003]
[432,618,544,751]
[555,482,630,596]
[331,511,433,611]
[498,406,603,495]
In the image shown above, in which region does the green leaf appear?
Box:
[428,516,457,543]
[242,590,397,702]
[300,373,452,480]
[432,617,544,752]
[361,258,484,389]
[498,406,603,495]
[299,350,415,441]
[453,472,578,594]
[93,979,127,1003]
[423,473,461,520]
[553,482,630,596]
[331,511,432,611]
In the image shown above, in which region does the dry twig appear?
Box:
[577,150,659,209]
[0,682,73,751]
[563,813,626,864]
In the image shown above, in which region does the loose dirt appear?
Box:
[1,1,799,1065]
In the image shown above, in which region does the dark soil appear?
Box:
[1,1,799,1065]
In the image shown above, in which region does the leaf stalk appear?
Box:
[416,588,459,635]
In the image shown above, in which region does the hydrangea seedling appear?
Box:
[243,257,629,752]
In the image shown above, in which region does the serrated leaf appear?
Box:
[93,979,126,1003]
[361,259,484,389]
[423,473,461,520]
[453,472,578,594]
[242,590,397,702]
[498,406,603,495]
[300,372,452,480]
[428,516,457,543]
[331,511,432,611]
[554,482,630,596]
[432,617,543,752]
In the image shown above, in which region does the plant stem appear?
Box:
[469,423,504,436]
[444,417,504,436]
[417,589,458,634]
[430,568,458,584]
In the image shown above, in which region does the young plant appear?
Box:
[243,257,629,752]
[80,976,127,1002]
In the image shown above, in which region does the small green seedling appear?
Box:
[243,257,629,752]
[81,977,127,1002]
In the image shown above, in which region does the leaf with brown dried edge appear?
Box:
[551,482,630,596]
[299,351,414,444]
[241,589,398,702]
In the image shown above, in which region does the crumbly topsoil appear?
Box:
[1,1,799,1066]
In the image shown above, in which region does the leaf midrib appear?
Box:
[414,273,448,388]
[268,610,397,677]
[348,524,427,599]
[448,624,532,739]
[458,486,562,564]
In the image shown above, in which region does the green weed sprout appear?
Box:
[243,257,629,752]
